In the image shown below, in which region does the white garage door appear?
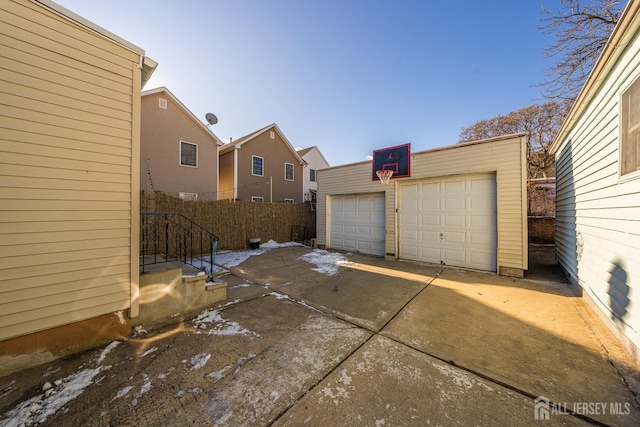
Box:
[399,174,496,271]
[330,193,385,256]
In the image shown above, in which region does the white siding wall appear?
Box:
[301,148,329,202]
[0,0,142,340]
[317,135,527,274]
[555,31,640,354]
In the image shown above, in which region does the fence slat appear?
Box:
[142,192,316,250]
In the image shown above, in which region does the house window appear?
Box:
[251,196,264,202]
[621,75,640,176]
[252,156,264,176]
[284,198,294,203]
[310,169,317,182]
[159,98,167,109]
[285,163,294,181]
[180,141,197,167]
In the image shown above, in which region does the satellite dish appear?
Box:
[205,113,218,126]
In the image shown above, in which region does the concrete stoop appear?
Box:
[135,264,227,327]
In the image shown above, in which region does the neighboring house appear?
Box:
[297,146,330,204]
[317,134,528,277]
[0,0,156,375]
[141,87,223,200]
[219,123,306,202]
[550,1,640,362]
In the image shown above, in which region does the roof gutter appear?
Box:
[550,0,640,154]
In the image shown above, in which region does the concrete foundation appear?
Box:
[135,266,227,327]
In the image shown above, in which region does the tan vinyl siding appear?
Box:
[218,151,236,199]
[317,135,527,272]
[140,92,218,199]
[234,131,303,202]
[554,29,640,353]
[0,0,143,340]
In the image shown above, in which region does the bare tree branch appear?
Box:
[458,100,571,178]
[537,0,624,101]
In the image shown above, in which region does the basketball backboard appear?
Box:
[372,143,410,180]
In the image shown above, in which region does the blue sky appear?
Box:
[55,0,561,166]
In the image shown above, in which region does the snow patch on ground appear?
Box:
[141,347,158,358]
[431,362,494,392]
[96,341,120,364]
[175,387,202,398]
[269,292,321,313]
[131,374,152,407]
[189,353,211,370]
[205,365,232,382]
[193,309,259,337]
[298,250,349,275]
[111,385,134,402]
[1,366,108,426]
[132,325,147,337]
[199,240,305,273]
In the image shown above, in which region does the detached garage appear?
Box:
[317,134,527,277]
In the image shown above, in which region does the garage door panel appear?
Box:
[469,251,496,270]
[421,214,440,226]
[421,182,440,193]
[401,245,419,257]
[443,214,465,228]
[331,193,385,256]
[469,232,494,246]
[443,231,465,244]
[401,229,419,241]
[444,180,465,192]
[421,199,440,210]
[470,177,494,192]
[420,247,440,262]
[400,214,419,226]
[443,198,465,210]
[399,174,496,272]
[469,197,493,210]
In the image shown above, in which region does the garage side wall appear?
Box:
[317,135,527,275]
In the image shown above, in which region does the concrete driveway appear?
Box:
[1,246,639,426]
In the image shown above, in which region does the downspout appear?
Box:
[233,148,238,201]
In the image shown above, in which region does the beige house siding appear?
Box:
[219,125,304,202]
[0,0,150,341]
[317,134,527,275]
[141,89,220,200]
[218,150,236,200]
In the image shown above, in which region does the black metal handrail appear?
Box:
[140,212,219,275]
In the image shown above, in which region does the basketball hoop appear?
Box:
[376,169,394,184]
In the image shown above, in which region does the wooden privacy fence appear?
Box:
[141,191,316,251]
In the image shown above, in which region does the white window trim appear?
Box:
[284,162,294,181]
[310,169,317,182]
[284,198,294,203]
[619,75,640,181]
[179,192,198,201]
[179,141,198,168]
[252,155,264,176]
[251,196,264,202]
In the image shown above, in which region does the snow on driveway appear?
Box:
[298,249,350,275]
[0,242,353,426]
[195,240,304,273]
